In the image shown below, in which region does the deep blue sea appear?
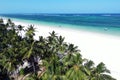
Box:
[1,14,120,36]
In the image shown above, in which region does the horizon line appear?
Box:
[1,13,120,15]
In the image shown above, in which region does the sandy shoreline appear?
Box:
[2,18,120,79]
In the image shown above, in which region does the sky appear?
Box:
[0,0,120,14]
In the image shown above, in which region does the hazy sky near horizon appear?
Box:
[0,0,120,13]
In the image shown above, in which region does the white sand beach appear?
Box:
[3,19,120,79]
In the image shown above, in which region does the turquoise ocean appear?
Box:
[0,14,120,36]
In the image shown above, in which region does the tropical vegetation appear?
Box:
[0,18,116,80]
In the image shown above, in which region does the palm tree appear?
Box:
[7,19,12,24]
[39,53,67,80]
[65,53,88,80]
[0,18,3,24]
[67,43,80,54]
[56,35,67,53]
[25,25,35,43]
[17,25,24,36]
[26,25,35,36]
[0,64,10,80]
[49,31,57,37]
[92,62,116,80]
[6,19,15,28]
[84,60,116,80]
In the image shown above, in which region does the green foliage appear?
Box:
[19,68,25,75]
[0,19,116,80]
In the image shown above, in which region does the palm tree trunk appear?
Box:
[32,62,36,73]
[15,70,18,80]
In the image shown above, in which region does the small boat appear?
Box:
[104,28,108,31]
[59,25,61,27]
